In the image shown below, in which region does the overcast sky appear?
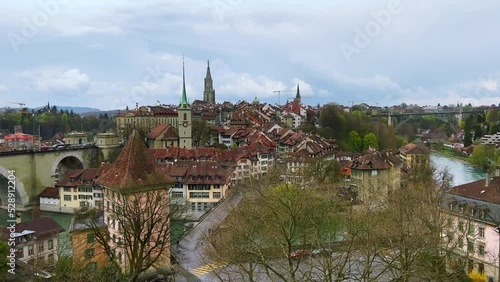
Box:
[1,0,499,110]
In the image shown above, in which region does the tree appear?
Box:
[192,118,214,147]
[463,117,474,147]
[304,158,342,184]
[80,187,184,281]
[362,132,379,151]
[346,131,363,152]
[471,144,495,170]
[208,168,345,282]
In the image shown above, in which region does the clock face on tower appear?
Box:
[182,121,189,127]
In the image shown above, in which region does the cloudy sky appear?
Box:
[1,0,499,110]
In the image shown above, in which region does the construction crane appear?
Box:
[273,89,294,106]
[7,101,26,109]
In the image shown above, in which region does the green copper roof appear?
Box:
[180,58,190,109]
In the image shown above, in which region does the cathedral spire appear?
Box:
[180,56,190,108]
[206,60,212,79]
[203,59,215,103]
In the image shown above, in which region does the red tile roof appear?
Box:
[96,130,174,191]
[38,187,59,198]
[449,176,500,204]
[348,151,401,170]
[0,217,64,241]
[146,124,170,139]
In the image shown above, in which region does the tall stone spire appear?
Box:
[295,82,301,103]
[180,56,190,109]
[203,60,215,103]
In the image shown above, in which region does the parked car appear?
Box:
[312,248,333,256]
[291,249,310,259]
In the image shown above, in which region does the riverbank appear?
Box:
[431,148,474,165]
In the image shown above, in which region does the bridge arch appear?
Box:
[0,166,29,206]
[51,152,85,178]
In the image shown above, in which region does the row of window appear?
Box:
[191,202,216,212]
[458,239,486,256]
[63,187,99,193]
[64,195,93,201]
[449,203,488,219]
[188,192,222,199]
[188,175,222,181]
[19,239,54,258]
[187,184,221,190]
[457,221,485,238]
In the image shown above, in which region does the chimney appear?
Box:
[485,170,491,187]
[496,166,500,177]
[135,102,138,111]
[16,212,22,224]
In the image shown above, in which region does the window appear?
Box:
[189,192,210,198]
[64,195,71,201]
[28,245,34,256]
[16,249,23,258]
[85,248,95,259]
[38,242,44,253]
[467,240,474,253]
[64,187,71,192]
[213,184,220,189]
[478,244,485,256]
[479,227,485,238]
[73,195,77,200]
[458,221,464,232]
[213,192,221,199]
[86,262,98,271]
[480,210,486,219]
[172,192,183,198]
[191,202,196,212]
[87,233,95,244]
[479,263,484,274]
[48,253,54,265]
[468,222,474,235]
[48,239,54,250]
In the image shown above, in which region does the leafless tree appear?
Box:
[78,187,186,281]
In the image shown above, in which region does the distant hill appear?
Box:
[53,106,101,114]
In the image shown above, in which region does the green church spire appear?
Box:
[180,56,190,109]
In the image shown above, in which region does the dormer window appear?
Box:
[471,209,476,217]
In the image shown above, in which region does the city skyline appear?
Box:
[1,0,499,110]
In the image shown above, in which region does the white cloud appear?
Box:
[19,67,90,93]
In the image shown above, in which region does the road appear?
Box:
[174,192,243,281]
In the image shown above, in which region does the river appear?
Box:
[431,154,486,186]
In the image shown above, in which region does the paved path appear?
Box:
[174,192,242,281]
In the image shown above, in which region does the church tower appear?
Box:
[178,58,192,149]
[203,60,215,103]
[295,82,301,104]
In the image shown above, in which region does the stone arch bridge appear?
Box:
[0,146,117,210]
